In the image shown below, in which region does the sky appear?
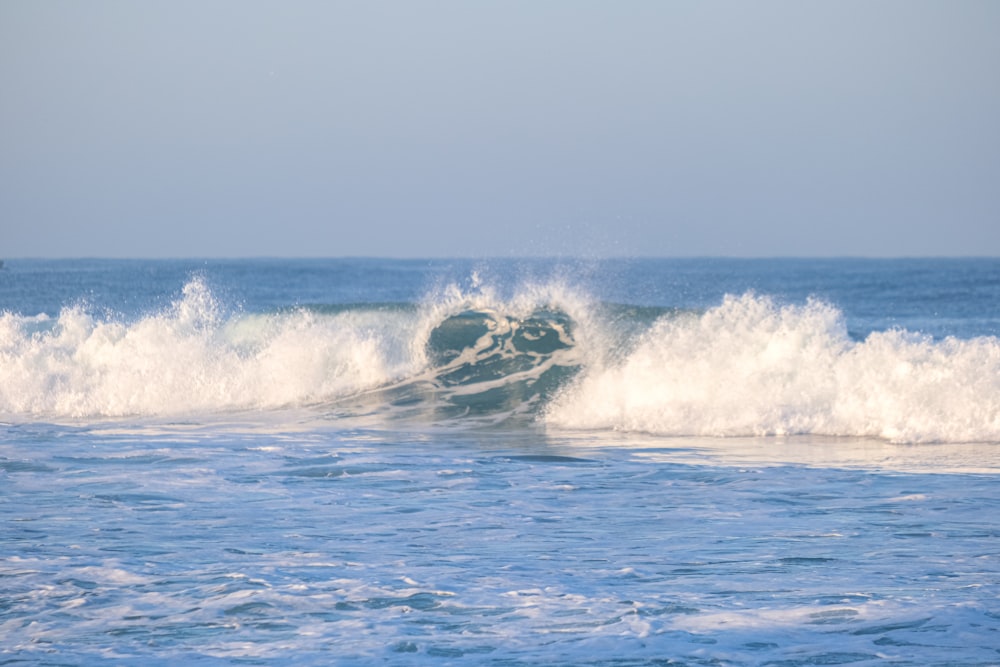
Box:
[2,1,999,258]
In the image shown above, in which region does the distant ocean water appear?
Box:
[1,258,998,665]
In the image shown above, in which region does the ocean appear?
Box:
[1,257,998,665]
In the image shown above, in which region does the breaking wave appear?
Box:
[545,293,1000,444]
[1,278,998,443]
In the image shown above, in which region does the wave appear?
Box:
[1,278,999,443]
[545,293,1000,444]
[0,277,587,424]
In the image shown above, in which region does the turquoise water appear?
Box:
[2,258,999,665]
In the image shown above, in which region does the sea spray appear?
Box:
[0,275,593,422]
[3,272,999,443]
[543,293,1000,443]
[0,278,417,418]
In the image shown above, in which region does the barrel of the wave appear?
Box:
[422,308,581,419]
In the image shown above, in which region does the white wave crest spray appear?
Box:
[0,278,418,419]
[544,293,1000,443]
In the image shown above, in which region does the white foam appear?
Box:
[545,293,1000,444]
[0,276,595,422]
[667,601,884,633]
[5,280,999,443]
[0,278,420,419]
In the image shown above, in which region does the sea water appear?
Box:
[1,258,998,665]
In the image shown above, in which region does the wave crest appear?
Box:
[3,279,999,443]
[0,278,416,418]
[543,293,1000,443]
[0,277,587,422]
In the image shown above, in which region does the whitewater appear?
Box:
[3,268,998,444]
[2,258,999,665]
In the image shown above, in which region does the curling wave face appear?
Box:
[1,278,999,443]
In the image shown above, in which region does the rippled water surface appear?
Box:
[3,421,998,665]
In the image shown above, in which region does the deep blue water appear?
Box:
[1,258,998,665]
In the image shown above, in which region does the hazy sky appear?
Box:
[2,1,999,258]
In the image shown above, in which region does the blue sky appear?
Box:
[2,1,999,258]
